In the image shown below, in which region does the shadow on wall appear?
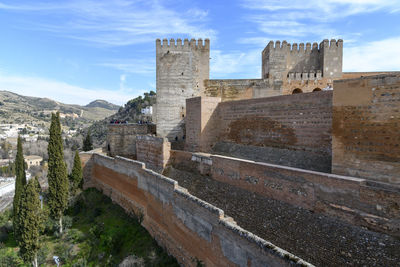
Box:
[188,92,333,173]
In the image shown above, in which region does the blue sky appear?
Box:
[0,0,399,105]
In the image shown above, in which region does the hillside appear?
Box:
[88,91,156,147]
[0,91,119,124]
[85,99,120,110]
[0,188,179,266]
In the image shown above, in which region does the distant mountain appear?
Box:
[0,90,119,124]
[85,100,120,110]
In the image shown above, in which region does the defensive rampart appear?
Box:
[81,153,312,267]
[169,150,400,238]
[186,91,332,172]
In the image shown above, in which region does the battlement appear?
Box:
[287,70,323,80]
[156,38,210,51]
[262,38,343,80]
[263,39,343,54]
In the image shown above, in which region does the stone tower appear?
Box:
[156,38,210,140]
[262,39,343,82]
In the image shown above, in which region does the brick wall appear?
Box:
[106,124,155,159]
[82,153,311,267]
[185,91,332,172]
[332,74,400,184]
[136,135,171,173]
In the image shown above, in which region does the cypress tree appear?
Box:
[13,135,27,242]
[47,112,69,234]
[82,130,93,151]
[18,179,44,267]
[69,150,83,195]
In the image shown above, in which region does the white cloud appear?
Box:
[241,0,399,41]
[210,49,261,78]
[0,73,136,105]
[343,36,400,71]
[98,59,155,75]
[0,0,216,46]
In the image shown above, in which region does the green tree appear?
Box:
[17,179,45,267]
[83,130,93,152]
[13,135,27,242]
[47,112,69,234]
[69,150,83,195]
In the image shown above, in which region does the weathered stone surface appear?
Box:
[169,150,400,238]
[82,153,312,267]
[332,74,400,184]
[106,124,155,158]
[185,92,332,172]
[136,135,170,173]
[166,163,400,267]
[155,38,209,141]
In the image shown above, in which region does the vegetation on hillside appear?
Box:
[0,189,179,266]
[0,90,118,124]
[88,91,156,147]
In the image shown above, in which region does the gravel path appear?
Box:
[166,167,400,267]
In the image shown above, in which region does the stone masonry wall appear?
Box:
[107,124,155,159]
[156,38,209,141]
[82,153,312,267]
[204,79,281,101]
[185,91,332,172]
[169,150,400,238]
[332,74,400,184]
[136,135,171,173]
[167,150,400,266]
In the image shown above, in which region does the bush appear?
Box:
[63,215,73,231]
[37,244,50,266]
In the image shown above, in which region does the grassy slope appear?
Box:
[0,189,179,266]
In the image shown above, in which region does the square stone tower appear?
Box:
[156,38,210,140]
[262,39,343,82]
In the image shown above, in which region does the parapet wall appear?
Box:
[186,91,333,172]
[106,124,156,159]
[332,74,400,184]
[82,153,312,267]
[169,150,400,238]
[136,135,171,173]
[204,79,281,101]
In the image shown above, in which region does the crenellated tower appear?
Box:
[155,38,210,141]
[262,39,343,82]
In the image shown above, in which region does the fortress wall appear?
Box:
[136,135,171,173]
[185,97,221,152]
[169,150,400,238]
[204,79,281,101]
[332,74,400,184]
[215,91,332,172]
[185,91,332,172]
[106,124,155,158]
[82,153,311,267]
